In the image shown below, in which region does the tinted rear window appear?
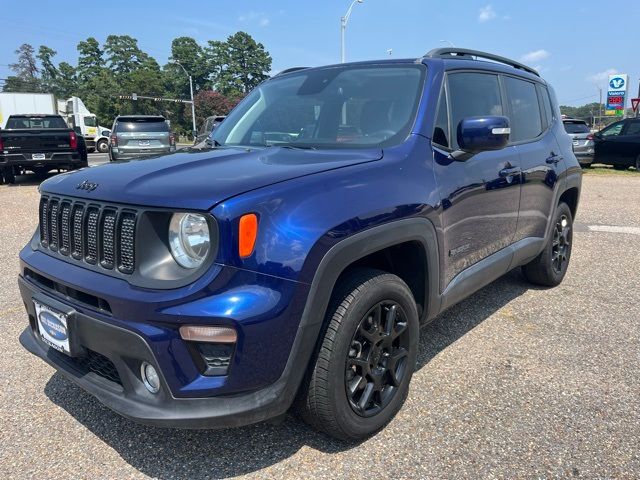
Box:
[563,122,590,134]
[6,116,67,129]
[116,118,169,133]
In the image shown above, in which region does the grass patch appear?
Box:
[582,164,640,176]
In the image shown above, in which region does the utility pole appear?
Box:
[598,86,603,129]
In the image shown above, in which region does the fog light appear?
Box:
[141,362,160,393]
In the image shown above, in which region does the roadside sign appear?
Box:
[605,74,629,116]
[632,98,640,113]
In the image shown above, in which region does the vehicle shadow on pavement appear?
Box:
[4,173,57,187]
[44,269,532,479]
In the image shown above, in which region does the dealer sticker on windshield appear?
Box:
[34,300,70,354]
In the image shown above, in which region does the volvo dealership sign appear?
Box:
[606,74,629,116]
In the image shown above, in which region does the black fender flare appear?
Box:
[274,217,441,410]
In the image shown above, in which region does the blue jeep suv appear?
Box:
[18,48,581,441]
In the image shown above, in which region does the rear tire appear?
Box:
[522,202,573,287]
[298,268,419,441]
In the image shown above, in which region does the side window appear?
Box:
[600,121,623,137]
[624,121,640,136]
[538,84,554,128]
[504,76,543,142]
[432,84,450,148]
[447,72,502,149]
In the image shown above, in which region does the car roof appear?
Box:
[276,54,544,84]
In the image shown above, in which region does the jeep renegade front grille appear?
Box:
[39,195,137,275]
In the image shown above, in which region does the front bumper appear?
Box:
[18,247,314,429]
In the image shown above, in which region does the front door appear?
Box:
[432,72,521,288]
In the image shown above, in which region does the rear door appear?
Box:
[116,118,170,154]
[615,120,640,165]
[433,71,521,288]
[507,78,562,242]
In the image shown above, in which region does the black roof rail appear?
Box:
[424,48,540,77]
[276,67,310,76]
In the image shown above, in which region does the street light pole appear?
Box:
[173,61,197,139]
[340,0,364,63]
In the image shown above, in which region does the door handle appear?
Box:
[499,167,520,177]
[546,154,564,165]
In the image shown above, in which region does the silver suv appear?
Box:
[109,115,175,161]
[563,118,594,167]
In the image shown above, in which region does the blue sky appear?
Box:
[1,0,639,106]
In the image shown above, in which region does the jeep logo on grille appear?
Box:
[76,180,98,191]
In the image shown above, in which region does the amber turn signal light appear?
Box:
[239,213,258,258]
[179,325,237,343]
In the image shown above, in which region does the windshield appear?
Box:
[84,116,97,127]
[211,64,425,149]
[563,121,589,134]
[6,116,67,129]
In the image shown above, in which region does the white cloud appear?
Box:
[238,11,270,27]
[520,49,550,63]
[478,5,497,22]
[587,68,619,83]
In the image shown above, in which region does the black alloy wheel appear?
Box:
[346,301,411,417]
[551,213,571,274]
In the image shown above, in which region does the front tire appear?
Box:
[522,202,573,287]
[4,167,16,184]
[298,268,419,441]
[96,139,109,153]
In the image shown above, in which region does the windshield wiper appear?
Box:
[269,143,317,150]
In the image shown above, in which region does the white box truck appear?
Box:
[0,93,56,129]
[58,96,111,153]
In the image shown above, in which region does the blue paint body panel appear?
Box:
[17,56,580,428]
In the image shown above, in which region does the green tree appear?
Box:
[37,46,58,91]
[76,37,104,84]
[206,32,271,96]
[104,35,150,78]
[4,43,41,92]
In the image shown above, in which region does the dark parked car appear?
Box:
[563,118,594,167]
[109,115,176,161]
[19,48,581,440]
[593,118,640,171]
[0,114,87,184]
[194,115,226,145]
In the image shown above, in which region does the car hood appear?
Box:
[40,146,383,210]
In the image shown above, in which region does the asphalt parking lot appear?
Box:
[1,171,639,479]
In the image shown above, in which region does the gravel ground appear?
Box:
[1,174,639,479]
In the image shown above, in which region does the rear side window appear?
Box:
[116,118,169,133]
[447,72,502,150]
[563,122,590,134]
[504,77,543,142]
[625,122,640,136]
[538,85,555,128]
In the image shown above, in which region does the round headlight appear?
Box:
[169,213,210,269]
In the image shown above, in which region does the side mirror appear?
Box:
[451,116,510,161]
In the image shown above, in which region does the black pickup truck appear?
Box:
[0,114,88,184]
